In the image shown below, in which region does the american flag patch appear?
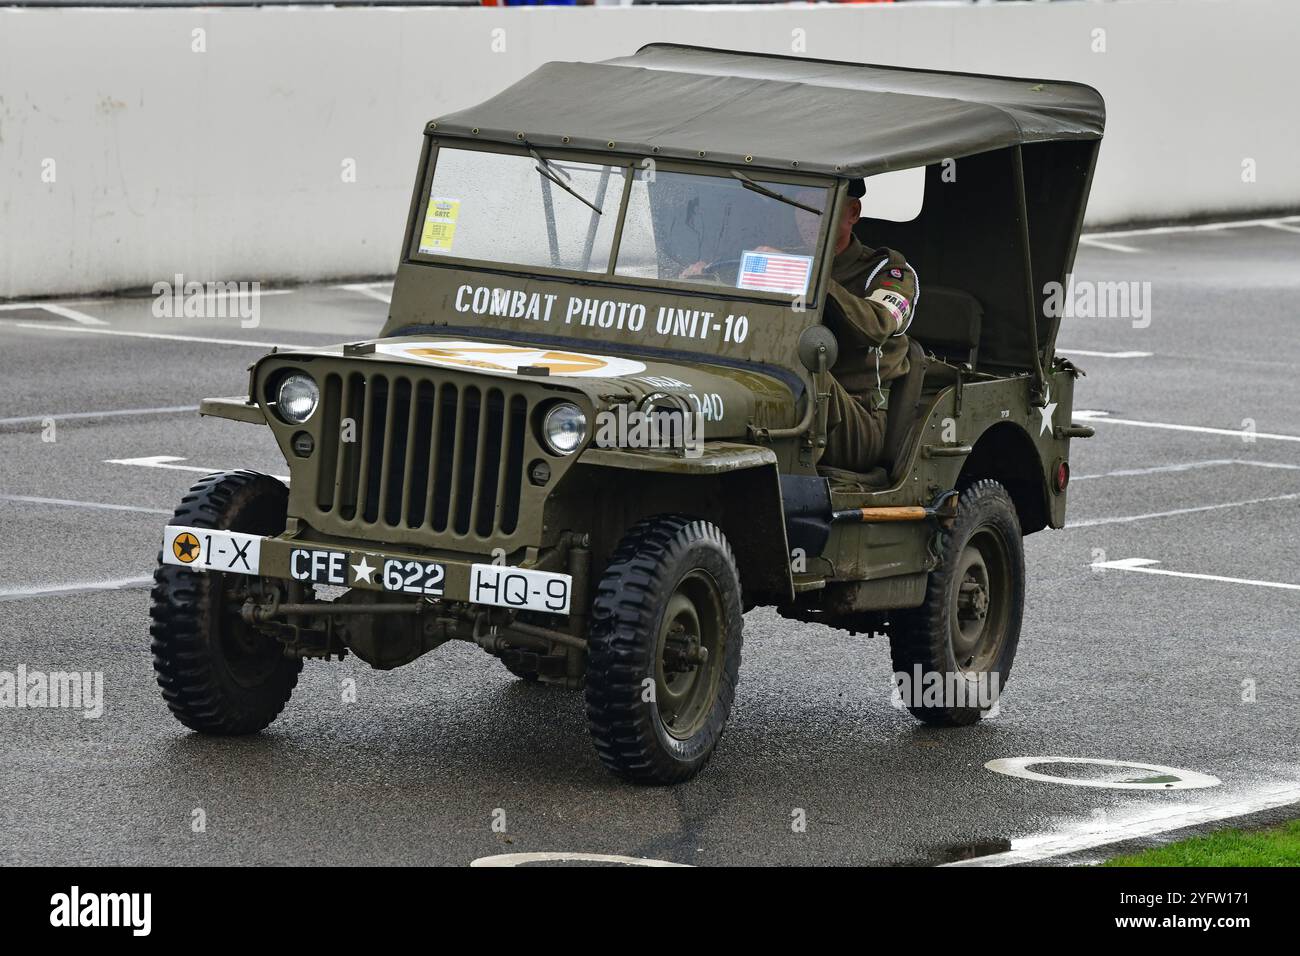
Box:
[736,250,813,297]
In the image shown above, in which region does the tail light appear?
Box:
[1053,459,1070,494]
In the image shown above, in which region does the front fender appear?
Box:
[568,443,793,606]
[577,442,776,475]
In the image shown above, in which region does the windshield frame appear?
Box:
[405,138,837,308]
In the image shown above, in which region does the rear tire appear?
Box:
[584,516,743,785]
[150,470,302,735]
[889,479,1023,726]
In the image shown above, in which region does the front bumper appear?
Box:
[161,525,573,616]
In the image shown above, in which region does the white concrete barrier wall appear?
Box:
[2,0,1297,298]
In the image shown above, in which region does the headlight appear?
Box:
[541,402,587,455]
[276,372,319,424]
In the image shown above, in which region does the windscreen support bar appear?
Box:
[1011,147,1047,405]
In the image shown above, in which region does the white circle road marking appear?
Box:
[470,852,689,868]
[985,757,1220,790]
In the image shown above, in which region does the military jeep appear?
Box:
[151,45,1104,784]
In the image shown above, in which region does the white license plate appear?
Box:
[162,526,262,574]
[290,548,445,596]
[162,526,569,614]
[469,564,572,615]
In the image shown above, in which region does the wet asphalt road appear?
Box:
[2,222,1299,866]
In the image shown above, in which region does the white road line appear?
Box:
[0,576,155,602]
[5,321,306,350]
[106,455,289,483]
[105,455,213,475]
[1067,491,1300,528]
[336,282,393,304]
[0,405,198,427]
[0,494,171,516]
[190,289,295,298]
[471,852,688,868]
[1091,556,1300,591]
[1077,236,1141,254]
[1225,458,1300,471]
[1263,221,1300,235]
[1085,214,1300,240]
[945,783,1300,867]
[0,302,108,326]
[1057,348,1152,358]
[1072,458,1300,481]
[1074,410,1300,443]
[1073,458,1237,481]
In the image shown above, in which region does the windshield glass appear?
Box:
[615,170,828,298]
[417,147,626,272]
[415,146,829,300]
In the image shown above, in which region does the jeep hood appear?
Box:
[273,332,803,439]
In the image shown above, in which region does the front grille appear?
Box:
[312,371,529,541]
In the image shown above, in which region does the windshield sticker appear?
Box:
[736,250,812,297]
[374,341,647,378]
[419,197,461,255]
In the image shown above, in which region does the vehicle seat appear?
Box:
[817,338,928,491]
[908,285,982,368]
[881,338,928,483]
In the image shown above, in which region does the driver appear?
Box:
[818,178,918,473]
[677,178,917,474]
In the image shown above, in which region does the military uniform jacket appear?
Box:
[824,237,918,409]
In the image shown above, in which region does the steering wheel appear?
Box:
[692,257,742,280]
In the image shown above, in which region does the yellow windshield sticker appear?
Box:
[419,196,460,254]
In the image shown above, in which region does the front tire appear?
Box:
[150,470,302,734]
[584,516,743,784]
[889,479,1024,726]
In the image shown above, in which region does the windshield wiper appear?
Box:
[731,170,823,216]
[529,147,602,216]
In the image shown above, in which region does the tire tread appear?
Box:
[150,470,301,735]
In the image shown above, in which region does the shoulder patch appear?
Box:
[890,268,904,280]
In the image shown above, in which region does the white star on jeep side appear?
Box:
[351,556,375,583]
[1038,387,1058,436]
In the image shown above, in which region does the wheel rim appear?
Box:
[949,526,1012,673]
[654,570,725,740]
[214,576,285,688]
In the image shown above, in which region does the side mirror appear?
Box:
[797,325,839,374]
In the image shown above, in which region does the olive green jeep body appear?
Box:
[152,46,1103,783]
